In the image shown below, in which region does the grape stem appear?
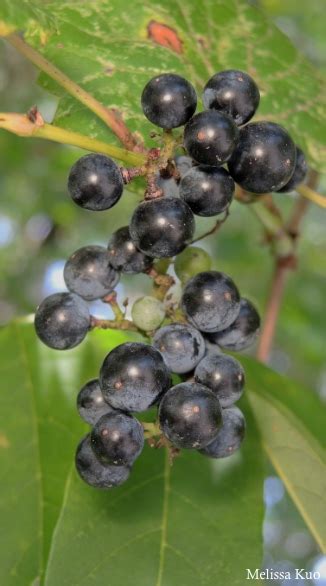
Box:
[144,130,180,199]
[0,111,146,166]
[102,292,126,322]
[142,423,181,462]
[90,316,138,332]
[256,170,319,363]
[5,33,144,152]
[191,208,230,243]
[296,183,326,208]
[146,267,175,301]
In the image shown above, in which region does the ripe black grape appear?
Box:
[68,154,123,211]
[278,146,307,192]
[181,271,240,333]
[175,155,194,178]
[203,69,260,126]
[75,434,130,489]
[152,323,205,374]
[64,245,119,301]
[100,342,171,412]
[158,382,222,449]
[130,197,195,258]
[91,412,144,466]
[209,298,260,351]
[194,353,245,407]
[228,122,296,193]
[107,226,153,274]
[141,73,197,129]
[77,379,114,425]
[183,110,239,166]
[34,292,90,350]
[200,406,246,458]
[179,165,234,216]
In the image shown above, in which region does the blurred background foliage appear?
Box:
[0,1,325,582]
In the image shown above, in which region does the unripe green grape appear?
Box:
[175,246,212,284]
[131,296,165,331]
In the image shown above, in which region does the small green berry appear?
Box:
[131,296,165,331]
[175,246,212,284]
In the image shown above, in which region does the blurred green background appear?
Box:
[0,0,325,582]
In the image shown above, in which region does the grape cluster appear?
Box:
[75,315,250,489]
[34,69,307,489]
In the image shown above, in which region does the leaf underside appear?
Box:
[0,0,325,171]
[241,355,326,553]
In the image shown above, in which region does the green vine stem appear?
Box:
[141,421,161,438]
[6,33,143,152]
[146,267,175,301]
[0,111,147,166]
[90,316,138,332]
[296,183,326,208]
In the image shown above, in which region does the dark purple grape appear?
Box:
[68,154,123,211]
[64,245,119,301]
[158,382,222,449]
[75,434,130,489]
[34,292,90,350]
[175,155,194,178]
[91,412,144,466]
[228,122,296,193]
[278,146,308,192]
[209,298,260,351]
[183,110,239,166]
[130,197,195,258]
[194,353,245,407]
[203,70,260,126]
[77,379,115,425]
[100,342,171,412]
[181,271,240,333]
[107,226,153,274]
[200,406,246,458]
[179,165,234,216]
[152,323,205,374]
[141,73,197,129]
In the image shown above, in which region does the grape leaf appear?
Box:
[0,0,325,171]
[0,1,52,37]
[0,323,264,585]
[240,355,326,553]
[0,323,136,585]
[43,402,264,586]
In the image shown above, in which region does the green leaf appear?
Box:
[44,403,264,586]
[0,1,52,36]
[241,356,326,553]
[1,0,325,171]
[0,323,135,585]
[0,323,265,585]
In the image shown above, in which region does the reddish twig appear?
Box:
[256,257,295,362]
[256,170,320,363]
